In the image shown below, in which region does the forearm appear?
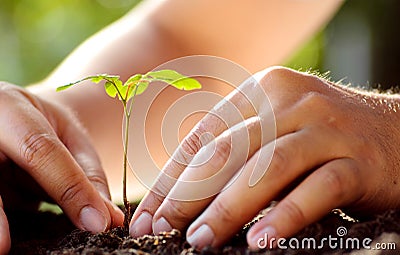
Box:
[152,0,343,72]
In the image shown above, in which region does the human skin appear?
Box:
[0,82,125,253]
[0,0,342,253]
[132,67,400,249]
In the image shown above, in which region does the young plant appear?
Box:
[57,70,201,230]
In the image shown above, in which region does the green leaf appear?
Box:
[133,81,149,96]
[91,75,105,83]
[103,76,123,100]
[121,74,140,100]
[92,74,120,84]
[125,74,142,85]
[56,70,201,103]
[146,70,201,91]
[56,76,95,91]
[121,74,151,101]
[56,83,75,91]
[104,81,118,98]
[56,74,121,92]
[170,77,202,90]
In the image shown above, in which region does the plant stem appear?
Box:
[122,101,131,231]
[117,78,151,231]
[121,83,139,231]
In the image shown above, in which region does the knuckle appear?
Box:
[0,82,31,100]
[211,199,236,223]
[149,191,165,207]
[152,174,176,198]
[87,174,108,188]
[0,81,13,91]
[19,133,58,170]
[0,82,8,92]
[301,91,331,108]
[259,66,298,89]
[58,176,85,206]
[0,83,16,102]
[279,199,307,226]
[210,138,232,168]
[320,167,348,200]
[269,145,287,174]
[258,67,332,105]
[164,199,192,224]
[263,66,296,80]
[179,127,204,160]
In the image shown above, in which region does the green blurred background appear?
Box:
[1,0,399,89]
[0,0,140,85]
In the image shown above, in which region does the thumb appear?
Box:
[0,92,112,233]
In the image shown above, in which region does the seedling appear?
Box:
[57,70,201,230]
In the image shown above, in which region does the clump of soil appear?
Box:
[8,206,400,255]
[50,227,192,255]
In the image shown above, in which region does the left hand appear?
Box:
[0,82,124,253]
[129,66,400,250]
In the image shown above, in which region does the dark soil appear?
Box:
[8,205,400,255]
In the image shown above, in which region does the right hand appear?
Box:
[0,82,124,254]
[130,66,400,250]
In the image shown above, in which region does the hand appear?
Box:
[0,82,123,254]
[129,67,400,250]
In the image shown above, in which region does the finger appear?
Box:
[131,80,327,237]
[0,94,111,233]
[61,132,125,227]
[150,116,264,234]
[247,158,362,250]
[100,194,124,227]
[57,112,111,199]
[184,126,347,249]
[0,197,11,254]
[48,101,125,226]
[14,84,111,199]
[130,77,268,236]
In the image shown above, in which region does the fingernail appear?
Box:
[187,224,215,248]
[248,226,277,250]
[79,206,108,233]
[153,217,172,234]
[130,212,153,237]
